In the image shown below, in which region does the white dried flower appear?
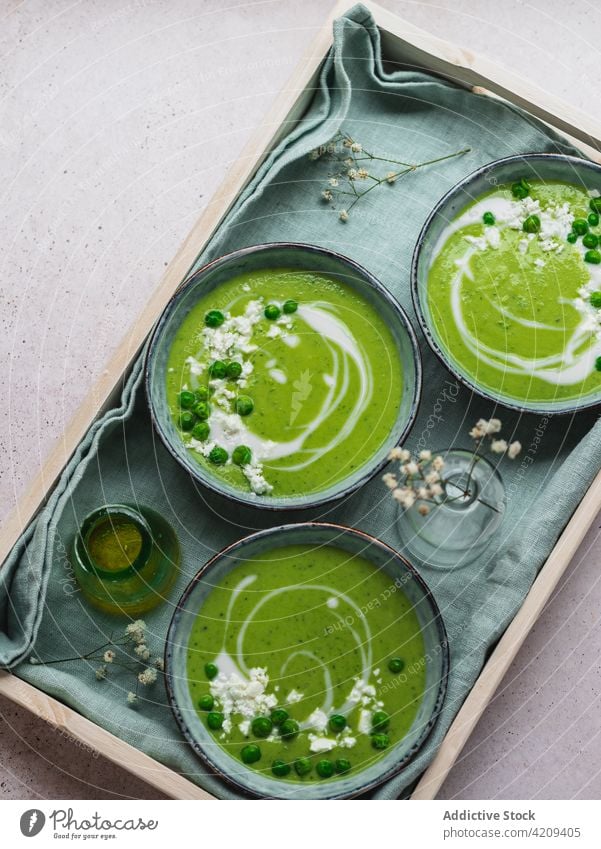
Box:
[103,650,115,663]
[347,168,358,180]
[127,692,138,706]
[417,486,429,500]
[135,644,150,661]
[469,425,484,439]
[403,461,419,476]
[392,488,416,508]
[344,157,353,167]
[399,448,411,462]
[382,472,398,490]
[154,658,165,671]
[508,440,522,459]
[386,171,397,184]
[351,142,362,152]
[432,456,445,471]
[343,138,353,148]
[418,504,430,516]
[328,177,339,187]
[424,470,440,484]
[388,447,404,460]
[357,168,369,179]
[491,439,508,454]
[429,483,443,498]
[138,667,157,686]
[339,209,349,222]
[321,189,333,202]
[125,620,147,644]
[419,450,432,461]
[475,417,502,436]
[95,665,107,681]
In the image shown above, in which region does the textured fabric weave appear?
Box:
[2,5,599,799]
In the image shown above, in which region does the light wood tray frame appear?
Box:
[1,0,600,800]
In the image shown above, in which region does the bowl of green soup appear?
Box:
[165,522,448,799]
[146,243,421,509]
[412,153,601,414]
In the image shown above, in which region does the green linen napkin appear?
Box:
[2,4,599,800]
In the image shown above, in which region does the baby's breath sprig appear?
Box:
[310,131,470,221]
[383,419,521,515]
[28,619,165,709]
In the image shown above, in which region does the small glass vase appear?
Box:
[396,449,505,569]
[71,504,180,616]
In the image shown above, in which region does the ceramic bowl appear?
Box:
[164,522,449,800]
[145,242,422,510]
[411,153,601,415]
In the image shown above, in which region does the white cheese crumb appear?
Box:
[338,728,357,749]
[358,709,372,735]
[241,461,273,495]
[209,667,278,730]
[307,708,329,732]
[534,258,546,268]
[588,188,600,198]
[286,689,304,704]
[308,735,337,753]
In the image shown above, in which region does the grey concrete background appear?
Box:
[1,0,600,800]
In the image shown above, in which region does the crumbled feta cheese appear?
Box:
[308,735,337,753]
[241,461,273,495]
[358,709,372,735]
[286,689,304,704]
[307,708,329,732]
[534,258,546,268]
[338,728,357,749]
[209,667,278,731]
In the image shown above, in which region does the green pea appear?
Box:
[388,657,405,673]
[335,758,351,774]
[567,232,578,244]
[208,446,228,465]
[585,249,601,264]
[583,233,599,249]
[590,292,601,309]
[264,304,281,320]
[589,212,599,227]
[208,360,227,379]
[279,719,300,741]
[294,757,312,776]
[596,356,601,372]
[328,714,347,733]
[178,411,195,431]
[198,694,214,711]
[271,708,289,726]
[225,361,242,380]
[191,421,210,441]
[192,401,210,421]
[205,310,225,328]
[482,211,495,226]
[522,214,540,234]
[511,178,530,199]
[206,711,224,730]
[271,759,291,777]
[573,218,589,236]
[371,733,390,750]
[372,710,390,732]
[178,390,195,409]
[251,716,273,738]
[204,662,218,680]
[194,386,209,402]
[283,299,298,314]
[232,445,252,466]
[316,759,334,778]
[590,197,601,214]
[235,395,254,416]
[241,744,261,765]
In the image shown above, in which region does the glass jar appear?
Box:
[396,449,505,569]
[71,504,180,615]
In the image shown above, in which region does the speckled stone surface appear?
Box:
[1,0,600,800]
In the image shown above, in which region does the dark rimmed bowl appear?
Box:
[146,242,422,510]
[411,153,601,415]
[164,522,449,800]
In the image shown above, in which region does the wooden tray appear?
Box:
[1,0,600,801]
